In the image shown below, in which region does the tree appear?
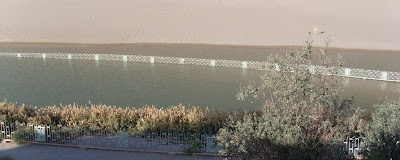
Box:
[362,99,400,160]
[217,35,363,159]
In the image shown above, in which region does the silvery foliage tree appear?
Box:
[217,35,364,160]
[362,99,400,160]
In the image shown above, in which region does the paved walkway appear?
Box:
[0,143,222,160]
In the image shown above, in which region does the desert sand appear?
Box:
[1,0,399,50]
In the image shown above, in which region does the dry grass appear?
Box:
[0,101,249,134]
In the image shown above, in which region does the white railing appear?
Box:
[344,137,364,157]
[0,52,399,82]
[0,121,383,158]
[0,121,220,155]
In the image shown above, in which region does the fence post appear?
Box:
[210,60,216,67]
[345,68,351,76]
[123,55,128,62]
[242,61,248,69]
[150,56,155,63]
[381,71,388,80]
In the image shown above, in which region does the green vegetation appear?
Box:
[0,156,14,160]
[184,141,201,154]
[217,36,365,159]
[361,99,400,160]
[11,129,30,144]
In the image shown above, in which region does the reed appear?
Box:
[0,101,246,134]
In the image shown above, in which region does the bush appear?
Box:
[0,102,244,134]
[217,36,363,159]
[362,99,400,160]
[0,102,36,123]
[11,128,32,144]
[0,156,14,160]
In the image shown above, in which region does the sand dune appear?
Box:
[1,0,399,50]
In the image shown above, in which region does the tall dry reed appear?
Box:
[0,101,247,134]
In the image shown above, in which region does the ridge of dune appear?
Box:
[1,0,399,50]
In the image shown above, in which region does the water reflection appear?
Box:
[179,65,185,80]
[123,62,127,71]
[95,60,99,70]
[380,82,387,91]
[241,68,248,78]
[150,63,155,76]
[210,66,216,74]
[343,78,350,87]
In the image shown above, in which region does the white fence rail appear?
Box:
[0,121,371,157]
[0,52,399,82]
[0,122,220,155]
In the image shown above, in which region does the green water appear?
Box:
[1,44,400,111]
[0,57,261,110]
[0,56,399,112]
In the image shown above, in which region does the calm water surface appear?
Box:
[0,57,260,110]
[0,57,399,112]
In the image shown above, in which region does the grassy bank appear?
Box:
[0,101,253,134]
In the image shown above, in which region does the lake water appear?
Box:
[0,56,399,112]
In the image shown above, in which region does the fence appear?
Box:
[0,52,399,82]
[344,137,365,157]
[0,122,220,155]
[1,121,370,157]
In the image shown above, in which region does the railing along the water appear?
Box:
[0,52,399,82]
[0,122,220,155]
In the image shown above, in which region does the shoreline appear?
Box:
[2,42,400,53]
[2,42,400,72]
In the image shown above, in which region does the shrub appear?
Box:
[11,128,33,144]
[0,102,243,134]
[0,156,14,160]
[0,102,36,123]
[362,99,400,160]
[217,35,363,159]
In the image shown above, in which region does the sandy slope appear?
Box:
[0,0,399,50]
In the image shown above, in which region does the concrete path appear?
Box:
[0,143,222,160]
